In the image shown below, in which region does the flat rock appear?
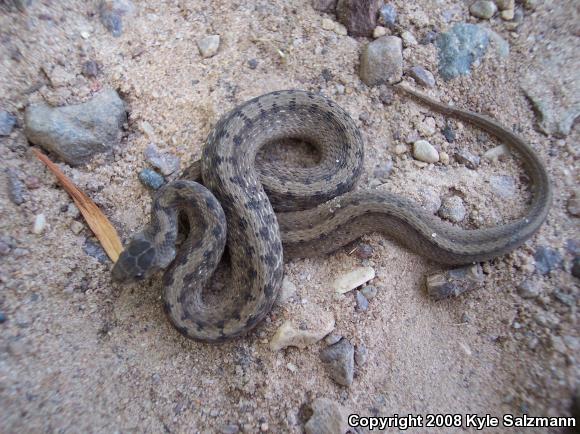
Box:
[336,0,382,37]
[197,35,220,58]
[319,338,355,386]
[408,66,435,88]
[305,398,348,434]
[436,23,490,80]
[359,36,402,86]
[99,0,135,37]
[24,88,126,165]
[332,266,375,294]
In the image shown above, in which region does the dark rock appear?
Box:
[139,168,165,190]
[355,291,369,311]
[305,398,347,434]
[408,66,435,88]
[321,68,333,82]
[534,246,562,275]
[336,0,382,37]
[0,312,6,323]
[6,168,25,205]
[99,0,135,37]
[81,60,99,78]
[0,111,17,136]
[319,338,355,386]
[359,36,402,86]
[442,124,455,143]
[247,59,258,70]
[436,23,489,80]
[354,243,374,259]
[426,264,484,300]
[421,30,438,45]
[378,4,397,28]
[24,88,126,165]
[83,238,108,264]
[311,0,337,13]
[572,257,580,278]
[455,149,480,169]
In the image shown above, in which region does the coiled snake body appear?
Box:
[111,85,552,342]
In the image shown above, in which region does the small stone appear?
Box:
[24,88,126,165]
[270,304,335,351]
[333,23,348,36]
[83,238,108,264]
[140,121,155,138]
[567,191,580,217]
[43,65,75,87]
[469,1,497,19]
[0,111,17,136]
[99,0,135,37]
[24,176,41,189]
[220,425,240,434]
[401,31,418,47]
[378,4,397,28]
[523,0,539,10]
[354,344,367,366]
[325,334,343,346]
[426,264,484,300]
[0,312,6,323]
[139,168,165,190]
[336,0,382,37]
[483,144,509,161]
[286,362,298,372]
[461,312,473,323]
[145,143,180,176]
[436,23,490,80]
[311,0,337,13]
[354,243,373,259]
[197,35,220,58]
[355,291,369,311]
[489,175,516,198]
[373,26,387,38]
[321,18,335,31]
[248,59,258,69]
[332,267,375,294]
[439,151,450,164]
[359,36,403,86]
[418,188,442,214]
[32,213,46,234]
[81,60,99,78]
[394,144,407,155]
[534,246,562,275]
[360,285,377,300]
[66,203,81,219]
[495,0,514,10]
[500,8,514,20]
[373,160,393,181]
[378,85,394,105]
[408,66,435,88]
[413,140,439,163]
[421,30,438,45]
[442,125,455,142]
[439,196,466,223]
[455,149,480,169]
[319,338,355,386]
[572,257,580,279]
[517,280,541,299]
[6,168,25,205]
[418,117,437,137]
[305,398,347,434]
[80,31,91,39]
[275,277,297,306]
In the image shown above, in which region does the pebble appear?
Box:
[483,144,509,161]
[500,9,514,20]
[6,168,25,205]
[321,18,335,31]
[567,191,580,217]
[426,264,484,300]
[378,85,394,105]
[401,31,418,47]
[421,30,438,45]
[248,59,258,69]
[517,279,541,299]
[333,23,348,36]
[469,1,497,19]
[24,88,126,165]
[455,149,480,169]
[269,303,335,351]
[439,151,450,165]
[336,0,382,37]
[81,60,99,78]
[413,140,439,163]
[0,111,17,136]
[372,26,387,38]
[324,334,343,346]
[360,285,377,300]
[70,221,84,235]
[373,159,393,181]
[145,143,180,176]
[197,35,220,58]
[311,0,337,13]
[354,243,374,259]
[332,266,375,294]
[0,312,6,323]
[394,144,407,155]
[572,258,580,279]
[355,291,369,311]
[534,246,562,275]
[442,124,455,142]
[418,188,442,214]
[275,276,297,306]
[32,213,46,234]
[489,175,516,198]
[220,425,240,434]
[99,0,135,37]
[359,36,402,86]
[418,117,437,137]
[378,4,397,28]
[139,168,165,190]
[436,23,490,80]
[408,66,435,88]
[305,398,347,434]
[354,344,368,366]
[66,203,81,219]
[83,238,108,264]
[319,338,355,386]
[495,0,514,10]
[438,196,467,223]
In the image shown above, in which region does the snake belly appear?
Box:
[111,87,552,342]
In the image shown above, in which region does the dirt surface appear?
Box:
[0,1,578,433]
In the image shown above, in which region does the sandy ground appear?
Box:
[0,0,578,433]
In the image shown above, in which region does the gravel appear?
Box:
[359,36,402,86]
[319,338,355,386]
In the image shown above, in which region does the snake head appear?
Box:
[111,234,159,283]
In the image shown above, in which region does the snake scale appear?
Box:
[111,84,552,342]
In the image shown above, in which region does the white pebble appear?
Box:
[413,140,439,163]
[333,267,375,294]
[373,26,387,38]
[197,35,220,58]
[32,213,46,234]
[321,18,335,31]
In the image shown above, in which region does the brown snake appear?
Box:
[111,84,552,342]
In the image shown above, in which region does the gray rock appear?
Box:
[0,111,17,136]
[81,60,99,78]
[442,124,455,142]
[355,291,369,311]
[99,0,135,37]
[426,264,484,300]
[24,88,126,165]
[139,168,165,190]
[534,246,562,275]
[197,35,220,58]
[489,175,516,198]
[361,285,377,300]
[572,257,580,279]
[455,149,480,169]
[517,280,541,299]
[378,4,397,27]
[220,425,240,434]
[83,238,108,264]
[354,243,374,259]
[319,338,355,386]
[439,196,467,223]
[311,0,337,12]
[359,36,402,87]
[305,398,347,434]
[418,188,442,214]
[436,23,490,80]
[336,0,382,37]
[145,143,180,175]
[408,66,435,88]
[6,168,25,205]
[324,334,343,346]
[0,312,6,323]
[413,139,439,163]
[469,1,497,19]
[354,344,367,366]
[247,59,258,70]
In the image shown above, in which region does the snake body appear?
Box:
[111,86,552,342]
